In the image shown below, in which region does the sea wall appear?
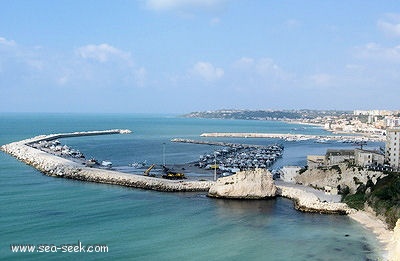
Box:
[1,131,212,192]
[276,184,354,215]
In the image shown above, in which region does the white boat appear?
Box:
[101,161,112,168]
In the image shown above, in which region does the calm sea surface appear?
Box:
[0,113,384,260]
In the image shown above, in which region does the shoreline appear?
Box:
[349,210,393,259]
[1,130,393,260]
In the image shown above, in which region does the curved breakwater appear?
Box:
[0,130,358,214]
[0,130,212,192]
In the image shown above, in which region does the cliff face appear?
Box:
[295,164,385,194]
[389,219,400,261]
[208,169,277,199]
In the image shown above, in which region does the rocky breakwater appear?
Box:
[1,131,212,192]
[208,168,277,199]
[276,184,354,214]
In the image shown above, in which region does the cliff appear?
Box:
[208,169,277,199]
[295,163,385,194]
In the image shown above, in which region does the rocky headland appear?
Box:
[207,168,277,199]
[295,163,386,194]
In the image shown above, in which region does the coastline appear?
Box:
[349,210,393,259]
[1,130,393,260]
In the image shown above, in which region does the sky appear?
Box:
[1,0,400,113]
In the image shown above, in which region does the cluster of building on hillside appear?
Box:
[296,110,400,137]
[279,127,400,184]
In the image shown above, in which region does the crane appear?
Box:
[143,164,156,176]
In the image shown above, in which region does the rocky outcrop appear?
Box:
[207,169,277,199]
[295,163,385,194]
[389,219,400,261]
[1,132,212,192]
[277,184,354,214]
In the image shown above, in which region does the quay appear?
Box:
[171,138,272,149]
[1,130,212,192]
[200,132,385,142]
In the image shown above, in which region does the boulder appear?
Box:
[208,168,277,199]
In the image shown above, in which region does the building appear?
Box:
[307,155,325,169]
[325,149,354,165]
[354,149,384,167]
[279,166,301,183]
[386,128,400,170]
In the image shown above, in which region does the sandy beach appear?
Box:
[349,211,393,259]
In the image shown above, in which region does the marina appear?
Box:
[171,139,284,175]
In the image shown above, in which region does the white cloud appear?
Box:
[378,14,400,37]
[232,57,289,81]
[190,61,224,81]
[0,37,16,46]
[76,44,131,63]
[355,42,400,63]
[145,0,227,12]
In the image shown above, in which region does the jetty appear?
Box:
[200,132,385,142]
[1,130,212,192]
[171,138,273,149]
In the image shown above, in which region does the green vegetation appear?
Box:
[183,109,352,121]
[342,172,400,229]
[366,172,400,229]
[343,193,366,210]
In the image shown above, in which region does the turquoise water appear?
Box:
[0,113,383,260]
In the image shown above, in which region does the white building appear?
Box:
[279,166,301,183]
[354,149,384,167]
[386,128,400,170]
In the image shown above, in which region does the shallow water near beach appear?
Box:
[0,113,385,260]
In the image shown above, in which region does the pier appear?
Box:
[1,130,212,192]
[200,132,385,142]
[171,138,271,149]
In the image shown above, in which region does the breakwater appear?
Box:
[200,132,384,142]
[1,130,212,192]
[0,130,358,213]
[171,138,270,148]
[276,183,353,215]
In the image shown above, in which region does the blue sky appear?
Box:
[1,0,400,113]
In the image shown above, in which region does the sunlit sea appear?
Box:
[0,113,384,260]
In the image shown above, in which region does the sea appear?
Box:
[0,113,385,261]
